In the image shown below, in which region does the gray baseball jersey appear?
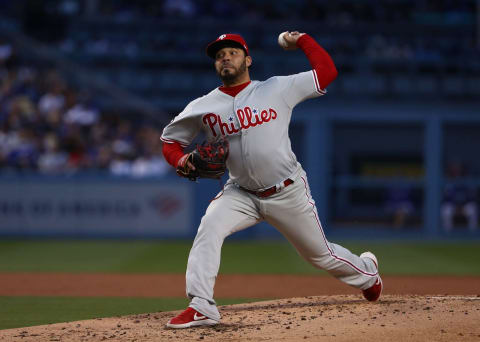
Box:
[161,70,325,190]
[161,70,379,322]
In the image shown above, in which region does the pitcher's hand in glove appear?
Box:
[176,138,229,181]
[176,153,197,181]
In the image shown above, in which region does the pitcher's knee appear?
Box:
[305,253,336,271]
[197,214,228,240]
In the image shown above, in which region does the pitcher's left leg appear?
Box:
[265,172,379,291]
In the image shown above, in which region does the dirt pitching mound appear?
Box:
[1,295,479,342]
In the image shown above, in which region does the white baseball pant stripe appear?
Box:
[299,176,377,277]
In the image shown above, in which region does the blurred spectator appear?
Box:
[0,40,13,64]
[62,126,89,170]
[64,101,99,126]
[109,153,132,176]
[38,133,68,173]
[5,127,38,170]
[92,145,112,170]
[112,119,135,155]
[38,75,66,115]
[384,185,415,228]
[441,161,478,232]
[132,125,168,178]
[131,152,168,178]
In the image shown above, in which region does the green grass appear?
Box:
[0,240,479,275]
[221,241,480,275]
[342,242,480,276]
[0,296,256,330]
[0,240,190,273]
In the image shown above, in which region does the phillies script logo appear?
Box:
[203,106,278,137]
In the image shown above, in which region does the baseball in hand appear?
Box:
[278,32,290,48]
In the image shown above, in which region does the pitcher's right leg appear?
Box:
[167,183,260,328]
[264,171,381,299]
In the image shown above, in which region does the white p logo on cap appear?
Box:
[219,34,226,40]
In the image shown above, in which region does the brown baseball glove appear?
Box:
[176,138,229,181]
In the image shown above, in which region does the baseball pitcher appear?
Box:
[161,31,383,328]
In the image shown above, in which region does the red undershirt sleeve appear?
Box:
[296,34,338,89]
[162,141,185,168]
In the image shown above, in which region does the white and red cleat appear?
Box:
[360,251,383,302]
[166,307,218,329]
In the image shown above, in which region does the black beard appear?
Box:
[217,60,247,85]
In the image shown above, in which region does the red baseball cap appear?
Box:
[206,34,249,59]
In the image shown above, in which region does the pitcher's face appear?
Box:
[214,47,251,83]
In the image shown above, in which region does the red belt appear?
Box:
[239,179,294,198]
